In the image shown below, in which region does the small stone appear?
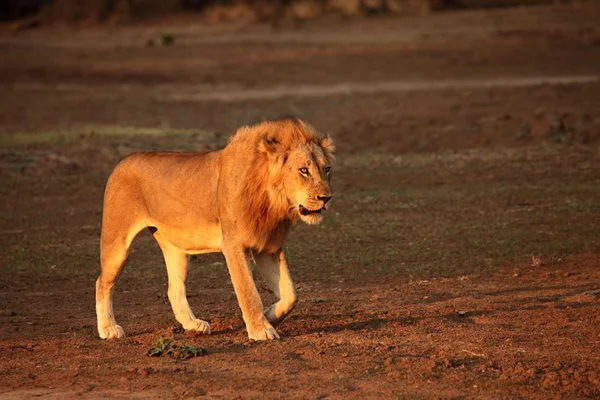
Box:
[137,367,153,376]
[387,370,401,379]
[526,368,536,377]
[542,371,559,388]
[419,359,436,373]
[513,363,525,374]
[534,108,545,119]
[516,123,532,140]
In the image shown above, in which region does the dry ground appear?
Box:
[1,3,600,399]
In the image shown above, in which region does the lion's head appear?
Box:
[255,118,335,225]
[234,118,335,251]
[279,136,334,225]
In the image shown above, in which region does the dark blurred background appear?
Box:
[0,0,562,27]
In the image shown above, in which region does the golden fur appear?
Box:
[95,117,335,341]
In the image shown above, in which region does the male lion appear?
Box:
[96,117,335,341]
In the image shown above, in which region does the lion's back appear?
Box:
[104,151,222,227]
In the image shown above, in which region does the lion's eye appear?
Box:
[299,167,309,175]
[324,166,331,174]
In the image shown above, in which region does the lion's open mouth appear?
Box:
[299,205,323,216]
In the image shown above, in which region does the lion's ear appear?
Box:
[258,135,285,154]
[319,135,336,163]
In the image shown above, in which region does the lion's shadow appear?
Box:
[284,282,600,337]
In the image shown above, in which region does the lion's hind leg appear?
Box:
[254,250,297,325]
[153,231,211,335]
[96,219,145,339]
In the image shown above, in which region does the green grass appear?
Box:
[0,125,209,147]
[147,337,205,359]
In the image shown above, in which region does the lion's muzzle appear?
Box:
[299,204,323,216]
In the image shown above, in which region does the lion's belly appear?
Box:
[156,222,223,254]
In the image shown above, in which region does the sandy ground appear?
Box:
[1,2,600,399]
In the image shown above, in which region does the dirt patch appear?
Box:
[335,81,600,153]
[1,256,599,398]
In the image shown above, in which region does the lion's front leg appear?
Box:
[254,250,297,325]
[222,244,279,340]
[154,231,211,335]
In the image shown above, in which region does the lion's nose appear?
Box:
[317,195,332,205]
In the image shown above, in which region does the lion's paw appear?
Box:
[247,321,280,341]
[99,324,125,339]
[184,319,211,335]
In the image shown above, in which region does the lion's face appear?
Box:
[282,143,333,225]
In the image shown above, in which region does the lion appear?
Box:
[95,117,335,341]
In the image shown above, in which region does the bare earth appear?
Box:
[1,3,600,399]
